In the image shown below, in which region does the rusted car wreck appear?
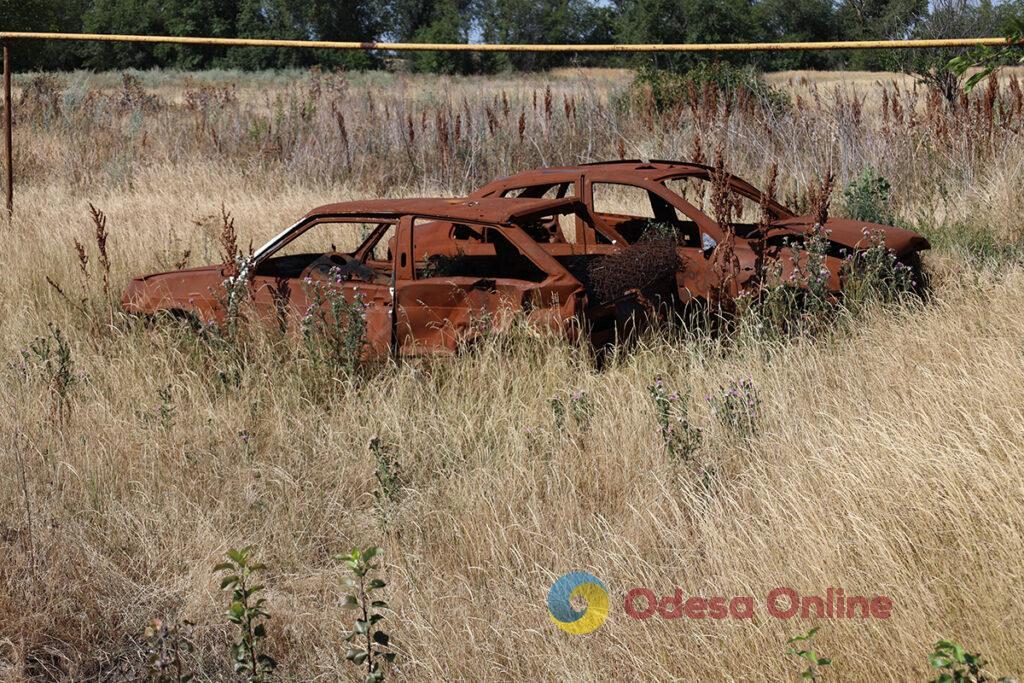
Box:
[461,160,930,301]
[124,161,932,358]
[122,197,662,357]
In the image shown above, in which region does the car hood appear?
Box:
[129,264,224,282]
[767,216,930,254]
[122,264,225,313]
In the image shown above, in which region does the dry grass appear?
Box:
[1,67,1023,681]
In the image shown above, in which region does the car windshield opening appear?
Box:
[255,220,395,282]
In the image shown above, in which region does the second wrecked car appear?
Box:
[408,160,931,306]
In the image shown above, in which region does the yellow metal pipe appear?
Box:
[0,31,1014,53]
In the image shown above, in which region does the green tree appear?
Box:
[162,0,242,69]
[834,0,929,69]
[305,0,384,69]
[613,0,759,70]
[226,0,385,70]
[477,0,595,71]
[229,0,315,70]
[81,0,169,69]
[0,0,90,70]
[753,0,838,69]
[406,0,475,74]
[896,0,1007,102]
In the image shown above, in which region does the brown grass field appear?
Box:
[1,66,1023,681]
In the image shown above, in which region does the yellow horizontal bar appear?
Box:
[0,31,1014,53]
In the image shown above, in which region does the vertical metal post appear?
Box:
[3,42,12,221]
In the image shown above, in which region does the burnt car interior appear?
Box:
[255,214,555,287]
[254,219,396,283]
[661,176,780,236]
[500,180,705,248]
[588,182,701,247]
[415,222,548,283]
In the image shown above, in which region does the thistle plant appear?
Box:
[156,384,174,431]
[370,437,402,528]
[214,547,276,682]
[706,378,761,438]
[786,627,832,680]
[300,269,368,376]
[550,389,593,432]
[142,618,195,682]
[338,547,396,683]
[841,228,916,308]
[649,377,702,464]
[791,228,835,325]
[749,233,835,339]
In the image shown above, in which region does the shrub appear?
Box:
[630,62,790,114]
[842,168,895,225]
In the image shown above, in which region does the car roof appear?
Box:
[487,160,717,184]
[475,160,794,220]
[304,196,585,224]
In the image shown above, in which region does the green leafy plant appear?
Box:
[842,168,894,225]
[370,437,402,527]
[14,323,78,422]
[928,639,1015,683]
[300,269,369,377]
[787,627,831,680]
[338,547,396,683]
[142,617,195,682]
[948,19,1024,91]
[649,377,702,464]
[214,547,277,682]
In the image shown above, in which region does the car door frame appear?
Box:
[248,215,397,358]
[391,214,584,356]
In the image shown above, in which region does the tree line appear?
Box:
[0,0,1020,73]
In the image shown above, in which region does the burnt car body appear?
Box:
[408,160,930,305]
[122,197,659,357]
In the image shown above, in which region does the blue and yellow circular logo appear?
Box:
[547,571,609,634]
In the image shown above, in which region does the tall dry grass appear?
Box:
[1,67,1023,681]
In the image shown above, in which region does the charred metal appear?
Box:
[122,160,931,357]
